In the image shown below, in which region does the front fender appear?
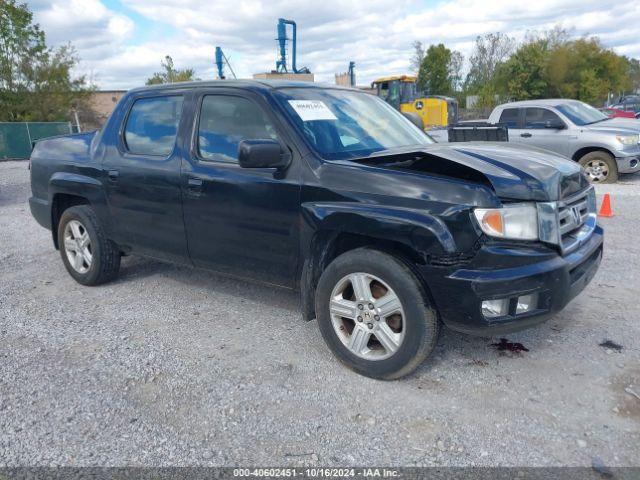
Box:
[298,201,461,321]
[302,201,457,256]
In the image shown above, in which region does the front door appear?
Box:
[102,92,189,262]
[181,91,301,287]
[520,107,570,157]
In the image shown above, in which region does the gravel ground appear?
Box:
[0,160,638,467]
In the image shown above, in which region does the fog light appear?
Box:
[516,293,538,314]
[481,298,509,318]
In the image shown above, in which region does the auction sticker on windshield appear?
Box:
[288,100,337,121]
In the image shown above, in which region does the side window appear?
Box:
[625,101,640,112]
[378,82,389,101]
[498,108,520,128]
[524,108,562,129]
[124,96,183,156]
[197,95,279,163]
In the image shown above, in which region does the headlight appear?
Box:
[616,134,639,145]
[473,203,538,240]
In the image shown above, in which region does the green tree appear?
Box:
[146,55,196,85]
[498,38,550,100]
[499,32,633,104]
[417,43,461,96]
[0,0,90,121]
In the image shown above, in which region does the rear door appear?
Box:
[102,91,190,262]
[180,89,301,287]
[497,107,524,143]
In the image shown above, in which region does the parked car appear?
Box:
[599,107,636,119]
[29,81,603,379]
[612,95,640,117]
[488,99,640,183]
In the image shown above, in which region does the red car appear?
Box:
[600,107,637,118]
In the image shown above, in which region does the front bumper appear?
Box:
[422,226,603,336]
[616,155,640,174]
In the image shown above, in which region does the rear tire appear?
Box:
[578,151,618,184]
[315,248,439,380]
[57,205,120,286]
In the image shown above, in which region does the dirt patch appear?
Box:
[611,367,640,421]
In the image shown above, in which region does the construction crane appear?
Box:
[275,18,310,74]
[215,46,236,79]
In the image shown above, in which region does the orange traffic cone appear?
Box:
[598,193,613,217]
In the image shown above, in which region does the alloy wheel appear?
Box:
[584,160,609,183]
[63,220,92,274]
[329,272,405,360]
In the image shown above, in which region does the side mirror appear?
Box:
[402,112,424,130]
[238,139,290,170]
[545,120,565,130]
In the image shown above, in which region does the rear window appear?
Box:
[124,96,184,156]
[498,108,519,128]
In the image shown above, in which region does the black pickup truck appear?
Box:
[29,80,603,379]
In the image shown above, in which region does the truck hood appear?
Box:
[361,142,586,202]
[585,117,640,134]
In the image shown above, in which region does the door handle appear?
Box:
[186,177,203,196]
[107,169,119,181]
[520,133,532,138]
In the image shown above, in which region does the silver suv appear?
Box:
[488,99,640,183]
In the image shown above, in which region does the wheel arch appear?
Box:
[300,201,456,320]
[571,146,614,162]
[49,172,108,249]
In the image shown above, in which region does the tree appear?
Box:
[464,33,515,94]
[497,38,550,100]
[410,41,424,73]
[0,0,91,121]
[146,56,196,85]
[498,32,633,104]
[417,44,462,96]
[626,57,640,94]
[449,50,464,93]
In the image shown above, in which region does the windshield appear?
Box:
[555,101,609,126]
[274,88,433,160]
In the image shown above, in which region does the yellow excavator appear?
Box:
[371,75,458,129]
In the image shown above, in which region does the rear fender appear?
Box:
[49,172,111,237]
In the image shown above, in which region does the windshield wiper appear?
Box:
[585,118,608,125]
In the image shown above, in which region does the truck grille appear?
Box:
[556,188,597,254]
[537,187,597,255]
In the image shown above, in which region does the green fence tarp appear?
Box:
[0,122,72,160]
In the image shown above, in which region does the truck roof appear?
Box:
[496,99,582,108]
[128,79,355,94]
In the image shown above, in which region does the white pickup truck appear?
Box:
[487,99,640,183]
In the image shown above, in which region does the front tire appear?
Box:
[57,205,121,286]
[578,151,618,184]
[315,248,439,380]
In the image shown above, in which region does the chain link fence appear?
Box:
[0,122,73,160]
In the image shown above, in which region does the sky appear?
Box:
[26,0,640,90]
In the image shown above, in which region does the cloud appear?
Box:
[27,0,640,90]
